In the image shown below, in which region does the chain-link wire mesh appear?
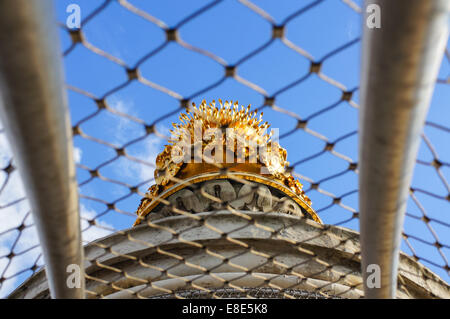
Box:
[0,0,449,298]
[0,130,43,297]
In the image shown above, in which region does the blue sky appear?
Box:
[57,0,364,228]
[0,0,448,296]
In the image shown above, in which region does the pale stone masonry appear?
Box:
[10,205,450,298]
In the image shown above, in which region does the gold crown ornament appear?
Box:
[134,100,322,225]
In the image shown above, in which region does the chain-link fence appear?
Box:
[0,0,449,298]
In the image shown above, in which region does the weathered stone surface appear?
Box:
[168,189,205,213]
[9,211,449,299]
[231,184,253,209]
[202,180,236,209]
[274,197,303,217]
[256,185,273,212]
[149,179,307,222]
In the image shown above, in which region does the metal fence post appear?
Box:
[0,0,84,298]
[359,0,449,298]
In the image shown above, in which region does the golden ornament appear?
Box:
[134,100,321,225]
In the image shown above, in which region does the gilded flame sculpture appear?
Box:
[134,100,322,225]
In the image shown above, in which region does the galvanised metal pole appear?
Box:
[359,0,449,298]
[0,0,84,298]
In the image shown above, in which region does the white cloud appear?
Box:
[80,204,114,243]
[0,99,162,297]
[0,132,12,167]
[73,146,82,164]
[346,19,358,39]
[0,130,41,298]
[121,136,160,182]
[0,126,113,297]
[107,98,163,183]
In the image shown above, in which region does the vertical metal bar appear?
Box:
[359,0,449,298]
[0,1,84,298]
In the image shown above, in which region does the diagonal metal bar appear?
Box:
[359,0,449,298]
[0,0,84,298]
